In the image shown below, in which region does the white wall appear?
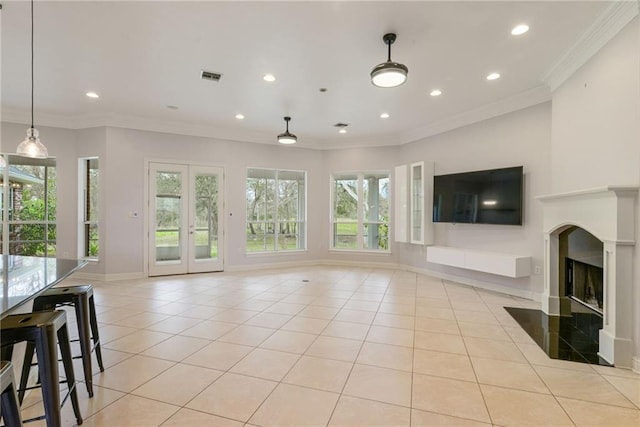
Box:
[550,17,640,369]
[100,127,328,276]
[322,146,401,266]
[397,103,552,298]
[551,18,640,193]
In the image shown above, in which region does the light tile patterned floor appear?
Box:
[18,266,640,426]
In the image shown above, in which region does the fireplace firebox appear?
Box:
[566,258,603,315]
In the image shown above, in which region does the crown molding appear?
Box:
[1,108,410,151]
[2,85,553,150]
[399,85,552,144]
[1,108,327,149]
[542,0,639,92]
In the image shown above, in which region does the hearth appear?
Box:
[506,304,610,366]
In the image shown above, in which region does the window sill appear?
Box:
[329,249,391,256]
[246,249,308,256]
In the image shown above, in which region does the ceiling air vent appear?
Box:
[200,70,222,82]
[333,123,349,128]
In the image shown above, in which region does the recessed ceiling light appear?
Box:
[263,74,276,82]
[235,114,245,120]
[511,24,529,36]
[380,113,390,119]
[486,73,501,81]
[339,129,347,134]
[430,89,442,97]
[86,92,99,99]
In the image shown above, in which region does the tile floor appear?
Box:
[15,266,640,426]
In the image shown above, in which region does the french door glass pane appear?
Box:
[194,174,218,260]
[155,172,182,262]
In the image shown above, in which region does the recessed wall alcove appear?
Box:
[538,186,638,367]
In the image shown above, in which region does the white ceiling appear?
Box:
[1,1,614,149]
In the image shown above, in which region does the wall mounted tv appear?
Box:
[433,166,523,225]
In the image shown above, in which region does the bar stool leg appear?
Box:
[73,295,94,397]
[57,324,83,425]
[17,342,36,404]
[0,387,23,427]
[34,324,62,427]
[88,295,104,372]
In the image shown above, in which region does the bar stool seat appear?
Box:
[1,360,23,427]
[1,310,83,426]
[32,285,104,398]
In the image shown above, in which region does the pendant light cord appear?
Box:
[387,40,391,62]
[30,0,34,129]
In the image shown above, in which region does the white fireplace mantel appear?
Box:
[538,186,638,368]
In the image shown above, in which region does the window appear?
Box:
[246,168,306,252]
[332,172,389,251]
[79,158,99,258]
[1,155,57,256]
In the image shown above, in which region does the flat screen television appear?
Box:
[433,166,523,225]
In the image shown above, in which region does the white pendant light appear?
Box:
[370,33,408,88]
[16,0,48,159]
[277,116,297,145]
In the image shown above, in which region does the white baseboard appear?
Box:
[225,259,319,273]
[71,271,146,282]
[318,259,402,270]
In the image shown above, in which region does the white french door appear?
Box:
[148,162,224,276]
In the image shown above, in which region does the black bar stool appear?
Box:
[1,360,23,427]
[1,311,83,427]
[31,285,104,397]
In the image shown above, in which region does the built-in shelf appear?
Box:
[426,245,531,278]
[411,162,424,244]
[394,162,434,245]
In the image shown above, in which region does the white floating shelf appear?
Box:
[426,246,531,278]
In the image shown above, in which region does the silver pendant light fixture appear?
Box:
[370,33,408,88]
[277,116,297,145]
[16,0,48,158]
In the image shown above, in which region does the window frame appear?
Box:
[330,171,390,253]
[78,157,99,260]
[1,154,57,257]
[245,167,307,254]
